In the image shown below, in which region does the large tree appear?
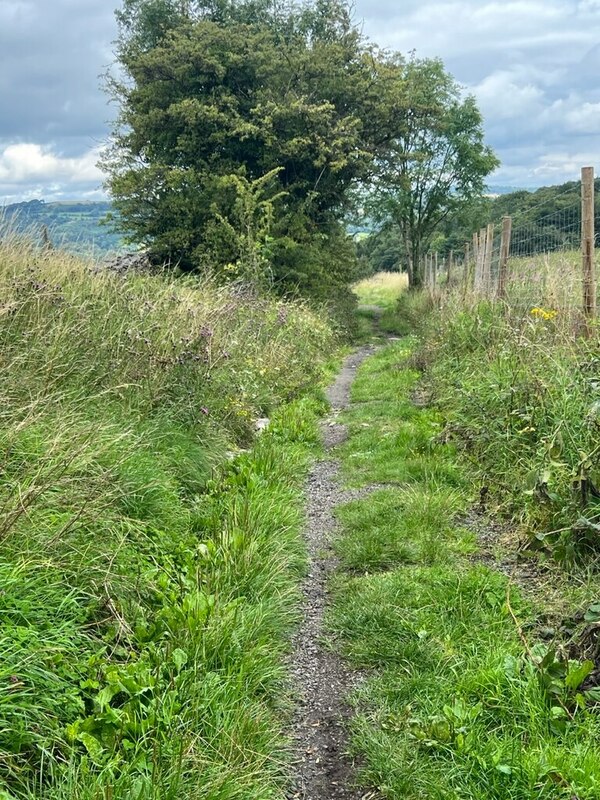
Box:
[367,56,499,289]
[104,3,497,297]
[103,0,387,300]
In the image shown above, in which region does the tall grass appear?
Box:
[401,249,600,563]
[353,272,409,310]
[353,272,409,338]
[504,250,583,323]
[0,234,335,797]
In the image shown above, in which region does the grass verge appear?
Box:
[0,236,335,798]
[330,339,600,800]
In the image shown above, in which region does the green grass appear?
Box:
[352,272,410,340]
[337,340,463,487]
[353,272,408,311]
[330,338,600,800]
[0,235,336,798]
[334,485,474,572]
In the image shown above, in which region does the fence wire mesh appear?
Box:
[424,171,597,329]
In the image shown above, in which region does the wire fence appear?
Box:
[423,166,597,330]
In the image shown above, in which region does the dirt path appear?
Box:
[287,346,377,800]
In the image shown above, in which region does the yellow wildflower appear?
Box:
[530,307,557,321]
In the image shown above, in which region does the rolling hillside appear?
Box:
[1,199,123,254]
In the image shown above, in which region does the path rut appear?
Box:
[287,346,377,800]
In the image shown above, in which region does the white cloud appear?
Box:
[0,143,103,185]
[361,0,590,62]
[564,102,600,133]
[356,0,600,187]
[532,151,599,178]
[474,71,545,120]
[0,143,105,203]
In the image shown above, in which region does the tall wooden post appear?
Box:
[497,216,512,300]
[582,166,596,323]
[447,249,454,286]
[474,227,486,291]
[463,242,471,298]
[483,223,494,296]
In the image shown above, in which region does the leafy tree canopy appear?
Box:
[363,56,499,288]
[104,0,394,309]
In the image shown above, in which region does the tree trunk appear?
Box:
[410,245,424,289]
[403,232,423,289]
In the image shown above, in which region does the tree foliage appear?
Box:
[355,225,404,277]
[104,0,497,302]
[104,0,387,308]
[366,57,498,288]
[487,179,600,257]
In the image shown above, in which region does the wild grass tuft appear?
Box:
[335,485,473,571]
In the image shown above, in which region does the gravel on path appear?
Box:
[286,346,378,800]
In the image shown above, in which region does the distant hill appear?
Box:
[1,199,123,254]
[488,178,589,255]
[486,185,526,196]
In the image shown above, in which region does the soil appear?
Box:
[286,346,379,800]
[463,508,547,590]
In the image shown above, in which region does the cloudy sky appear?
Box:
[1,0,599,202]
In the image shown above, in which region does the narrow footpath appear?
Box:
[287,345,377,800]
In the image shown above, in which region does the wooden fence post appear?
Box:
[474,227,486,291]
[483,223,494,296]
[582,166,596,324]
[427,253,432,292]
[463,242,471,298]
[497,216,512,300]
[447,249,454,286]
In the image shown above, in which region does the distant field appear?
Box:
[354,271,408,310]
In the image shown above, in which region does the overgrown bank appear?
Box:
[401,283,600,563]
[0,237,336,798]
